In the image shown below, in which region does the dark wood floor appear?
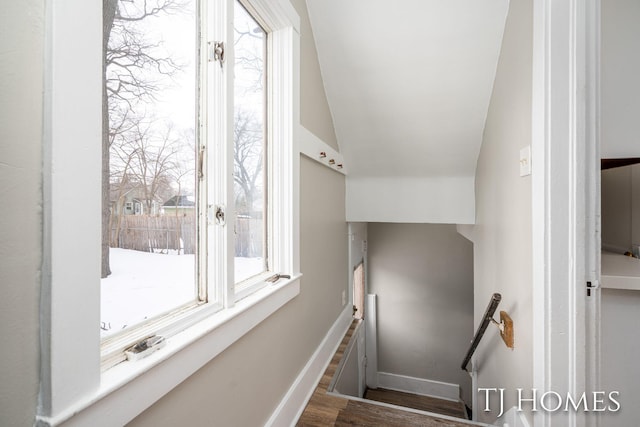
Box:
[296,320,480,427]
[364,388,468,419]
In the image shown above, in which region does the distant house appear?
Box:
[162,195,195,216]
[112,194,162,216]
[110,181,163,216]
[124,198,142,215]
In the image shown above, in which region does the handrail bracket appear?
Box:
[461,293,514,372]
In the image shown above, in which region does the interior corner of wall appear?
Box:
[456,224,475,242]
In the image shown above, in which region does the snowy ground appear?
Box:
[101,248,263,337]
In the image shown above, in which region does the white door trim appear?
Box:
[365,294,378,389]
[531,1,600,427]
[583,2,602,427]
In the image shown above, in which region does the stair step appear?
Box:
[364,387,468,419]
[335,399,471,427]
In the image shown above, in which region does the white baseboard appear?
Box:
[265,304,353,427]
[494,406,531,427]
[377,372,460,402]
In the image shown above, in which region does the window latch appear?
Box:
[208,205,225,225]
[125,335,166,361]
[209,41,225,67]
[266,273,291,283]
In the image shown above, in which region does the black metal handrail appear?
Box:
[461,293,502,371]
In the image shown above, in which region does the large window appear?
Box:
[40,0,298,422]
[101,0,200,341]
[100,0,291,366]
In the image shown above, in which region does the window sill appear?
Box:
[38,274,301,427]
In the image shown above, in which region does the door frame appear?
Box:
[531,1,600,426]
[347,223,373,392]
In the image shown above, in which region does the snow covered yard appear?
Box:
[101,248,263,337]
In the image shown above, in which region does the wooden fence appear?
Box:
[235,216,264,258]
[111,214,196,254]
[110,214,263,257]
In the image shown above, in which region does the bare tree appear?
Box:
[112,119,181,209]
[102,0,185,277]
[109,118,190,256]
[232,6,266,217]
[129,121,178,213]
[108,152,136,248]
[233,110,264,216]
[233,9,265,93]
[167,129,196,254]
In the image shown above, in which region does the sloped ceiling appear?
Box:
[306,0,509,180]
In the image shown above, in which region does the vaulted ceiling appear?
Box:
[306,0,509,181]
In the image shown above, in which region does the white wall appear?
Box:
[473,0,533,423]
[367,223,474,405]
[0,2,44,425]
[601,0,640,158]
[346,176,475,224]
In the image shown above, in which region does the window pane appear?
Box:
[101,0,198,338]
[233,1,268,284]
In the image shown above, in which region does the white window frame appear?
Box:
[211,0,279,304]
[37,0,300,425]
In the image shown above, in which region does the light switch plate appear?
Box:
[520,145,531,177]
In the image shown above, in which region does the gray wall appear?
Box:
[0,1,44,426]
[601,0,640,158]
[129,160,348,427]
[128,1,348,425]
[368,223,473,405]
[601,289,640,426]
[473,0,533,423]
[600,0,640,249]
[294,0,338,151]
[600,4,640,427]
